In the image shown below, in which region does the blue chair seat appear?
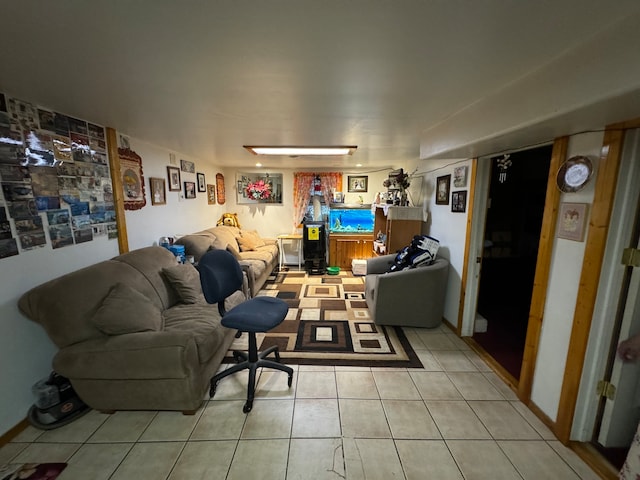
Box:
[221,296,288,332]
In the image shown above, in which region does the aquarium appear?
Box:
[329,205,374,234]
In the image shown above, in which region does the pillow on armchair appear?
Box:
[389,235,440,272]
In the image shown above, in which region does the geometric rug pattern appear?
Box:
[224,270,423,368]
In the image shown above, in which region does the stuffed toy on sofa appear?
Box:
[216,212,241,228]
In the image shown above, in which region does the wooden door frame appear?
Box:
[517,137,567,400]
[106,127,129,254]
[555,119,640,443]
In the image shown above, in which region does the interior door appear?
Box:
[598,232,640,447]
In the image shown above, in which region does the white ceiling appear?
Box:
[1,1,639,170]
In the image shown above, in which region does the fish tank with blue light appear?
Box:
[329,205,374,234]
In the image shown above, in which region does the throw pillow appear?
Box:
[237,230,265,251]
[163,263,206,304]
[92,283,163,335]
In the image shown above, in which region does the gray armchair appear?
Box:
[365,254,449,328]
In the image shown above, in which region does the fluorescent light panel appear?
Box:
[244,145,357,156]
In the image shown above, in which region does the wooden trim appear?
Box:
[569,442,619,480]
[106,127,129,254]
[464,336,519,392]
[456,159,477,336]
[555,127,625,442]
[606,117,640,130]
[0,418,28,447]
[518,137,567,401]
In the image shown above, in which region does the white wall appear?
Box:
[124,138,226,249]
[0,108,222,436]
[531,132,603,421]
[416,158,473,326]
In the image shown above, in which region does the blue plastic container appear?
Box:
[168,244,186,263]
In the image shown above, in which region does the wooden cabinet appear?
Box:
[373,205,423,255]
[329,234,374,270]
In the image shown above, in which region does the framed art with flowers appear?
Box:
[236,172,283,204]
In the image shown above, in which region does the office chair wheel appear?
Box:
[287,372,293,388]
[243,401,253,413]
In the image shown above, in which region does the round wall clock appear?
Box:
[556,156,593,193]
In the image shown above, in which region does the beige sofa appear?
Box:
[18,246,245,413]
[365,254,449,328]
[176,225,278,297]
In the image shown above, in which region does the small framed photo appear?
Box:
[436,174,451,205]
[453,166,468,188]
[207,184,216,204]
[167,166,181,191]
[149,177,166,205]
[348,175,368,193]
[184,181,196,199]
[180,159,195,173]
[558,202,589,242]
[451,190,467,213]
[197,172,206,192]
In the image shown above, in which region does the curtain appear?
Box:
[293,172,343,228]
[318,172,343,206]
[292,172,315,228]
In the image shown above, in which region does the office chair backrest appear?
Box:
[198,249,243,315]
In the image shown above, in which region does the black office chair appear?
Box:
[198,249,293,413]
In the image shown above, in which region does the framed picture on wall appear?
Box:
[207,184,216,204]
[197,172,206,192]
[453,166,468,188]
[184,181,196,199]
[348,175,368,193]
[167,166,181,191]
[180,159,195,173]
[451,190,467,213]
[149,177,166,205]
[557,202,589,242]
[436,174,451,205]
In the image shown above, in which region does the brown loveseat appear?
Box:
[176,225,278,297]
[18,246,244,413]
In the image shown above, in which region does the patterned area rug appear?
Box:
[0,463,67,479]
[225,270,423,368]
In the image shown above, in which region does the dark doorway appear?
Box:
[473,145,552,380]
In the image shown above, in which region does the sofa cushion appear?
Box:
[227,243,242,260]
[92,283,163,335]
[211,225,241,251]
[238,257,267,279]
[163,290,245,363]
[238,230,266,251]
[162,263,206,304]
[174,233,216,262]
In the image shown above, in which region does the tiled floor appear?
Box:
[0,325,601,479]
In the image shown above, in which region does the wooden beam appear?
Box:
[518,137,567,401]
[106,127,129,254]
[554,127,625,443]
[457,159,477,336]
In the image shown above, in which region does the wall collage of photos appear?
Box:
[0,92,118,260]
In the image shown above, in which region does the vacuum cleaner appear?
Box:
[28,372,90,430]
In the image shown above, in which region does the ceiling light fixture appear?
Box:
[244,146,357,156]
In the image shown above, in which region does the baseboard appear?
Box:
[0,417,28,447]
[570,441,619,480]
